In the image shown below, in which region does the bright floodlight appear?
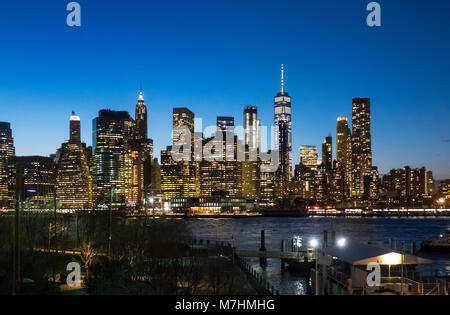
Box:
[310,238,319,248]
[337,238,346,247]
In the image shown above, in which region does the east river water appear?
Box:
[185,216,450,295]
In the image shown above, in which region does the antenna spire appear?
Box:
[281,64,284,94]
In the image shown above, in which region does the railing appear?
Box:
[193,239,278,295]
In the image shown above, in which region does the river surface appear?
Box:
[185,216,450,295]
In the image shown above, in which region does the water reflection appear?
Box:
[186,217,450,295]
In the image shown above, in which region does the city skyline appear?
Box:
[1,0,450,178]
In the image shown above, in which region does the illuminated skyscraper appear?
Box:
[134,92,148,139]
[244,106,259,149]
[336,117,352,198]
[274,65,292,197]
[322,136,332,172]
[217,116,234,133]
[351,98,372,198]
[300,145,319,169]
[93,110,134,207]
[161,108,199,198]
[0,122,15,209]
[160,146,183,198]
[56,113,93,209]
[125,92,154,209]
[15,156,56,209]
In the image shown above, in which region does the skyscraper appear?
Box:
[336,117,352,199]
[217,116,235,133]
[15,156,56,209]
[135,92,148,140]
[322,136,332,172]
[93,109,134,207]
[161,108,199,198]
[173,107,195,146]
[274,64,292,196]
[125,92,154,209]
[244,106,259,149]
[351,98,372,198]
[0,122,15,209]
[300,145,319,169]
[56,113,93,209]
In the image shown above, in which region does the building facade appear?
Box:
[351,98,372,198]
[0,122,15,209]
[274,65,292,195]
[56,113,93,209]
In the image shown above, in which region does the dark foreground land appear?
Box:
[0,214,257,295]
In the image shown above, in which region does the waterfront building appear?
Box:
[363,166,380,201]
[336,117,352,199]
[161,108,199,199]
[241,151,259,199]
[15,156,56,209]
[160,146,183,198]
[351,98,372,198]
[382,166,434,204]
[274,64,292,195]
[93,109,134,207]
[0,122,15,209]
[328,165,345,203]
[259,153,276,202]
[294,163,326,202]
[300,145,319,169]
[56,113,93,209]
[438,180,450,198]
[199,131,242,198]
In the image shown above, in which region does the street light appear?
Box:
[337,238,347,247]
[310,238,319,248]
[309,238,320,295]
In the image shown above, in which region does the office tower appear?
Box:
[438,180,450,198]
[363,166,380,200]
[294,163,325,201]
[274,64,292,191]
[173,107,195,146]
[93,109,134,207]
[260,152,276,202]
[351,98,372,198]
[322,136,332,172]
[145,157,161,196]
[383,166,434,203]
[56,113,93,209]
[70,111,81,142]
[300,145,319,169]
[336,117,352,198]
[125,92,154,209]
[161,108,199,198]
[199,134,242,198]
[160,146,183,198]
[135,92,148,139]
[0,122,15,209]
[329,165,345,203]
[15,156,56,209]
[244,106,259,149]
[217,116,235,133]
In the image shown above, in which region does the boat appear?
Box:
[421,229,450,252]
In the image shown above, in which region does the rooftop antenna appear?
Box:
[281,64,284,94]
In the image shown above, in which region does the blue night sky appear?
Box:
[0,0,449,178]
